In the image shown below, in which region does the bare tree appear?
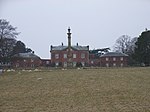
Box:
[113,35,131,54]
[0,19,19,65]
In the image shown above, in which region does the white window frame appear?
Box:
[106,57,109,61]
[121,63,124,67]
[120,57,124,61]
[64,54,67,59]
[113,57,116,61]
[31,59,34,62]
[64,62,67,67]
[73,62,77,67]
[73,54,77,58]
[55,62,59,66]
[113,63,116,67]
[106,63,109,67]
[81,62,85,67]
[55,54,59,59]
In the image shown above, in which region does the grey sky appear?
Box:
[1,0,150,58]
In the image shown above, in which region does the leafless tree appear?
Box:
[113,35,132,54]
[0,19,19,65]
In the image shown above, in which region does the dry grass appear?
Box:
[0,67,150,112]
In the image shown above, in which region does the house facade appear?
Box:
[89,53,100,66]
[100,52,128,67]
[50,28,89,67]
[12,52,42,68]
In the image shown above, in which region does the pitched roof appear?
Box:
[72,46,89,50]
[13,52,40,59]
[100,52,128,57]
[51,45,89,51]
[51,46,68,51]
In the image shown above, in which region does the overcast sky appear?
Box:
[1,0,150,58]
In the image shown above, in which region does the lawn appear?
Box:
[0,67,150,112]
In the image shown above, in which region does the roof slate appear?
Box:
[13,53,40,59]
[51,45,89,51]
[100,52,128,57]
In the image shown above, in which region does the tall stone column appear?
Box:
[67,27,72,67]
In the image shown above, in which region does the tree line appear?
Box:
[0,19,32,65]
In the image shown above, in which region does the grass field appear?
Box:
[0,67,150,112]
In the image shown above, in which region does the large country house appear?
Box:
[50,28,89,67]
[100,52,128,67]
[50,28,128,67]
[12,52,42,68]
[1,28,128,69]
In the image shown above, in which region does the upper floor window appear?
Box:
[81,53,85,59]
[120,57,124,61]
[64,54,67,59]
[31,59,34,62]
[113,57,116,61]
[106,57,109,61]
[73,54,76,58]
[55,54,59,59]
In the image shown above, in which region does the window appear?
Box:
[73,62,77,67]
[46,61,50,65]
[55,54,59,59]
[81,62,85,66]
[73,54,76,58]
[113,63,116,67]
[106,63,109,67]
[113,57,116,61]
[121,63,123,67]
[64,54,67,59]
[64,62,67,67]
[106,57,109,61]
[31,59,34,62]
[81,53,85,59]
[55,62,59,66]
[120,57,124,61]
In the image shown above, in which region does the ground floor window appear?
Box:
[55,62,59,66]
[113,63,116,67]
[73,62,76,67]
[64,62,67,67]
[121,63,124,67]
[81,62,85,67]
[106,63,109,67]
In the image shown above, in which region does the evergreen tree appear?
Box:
[134,30,150,66]
[13,41,26,54]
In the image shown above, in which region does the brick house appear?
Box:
[100,52,128,67]
[50,28,89,67]
[12,52,42,68]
